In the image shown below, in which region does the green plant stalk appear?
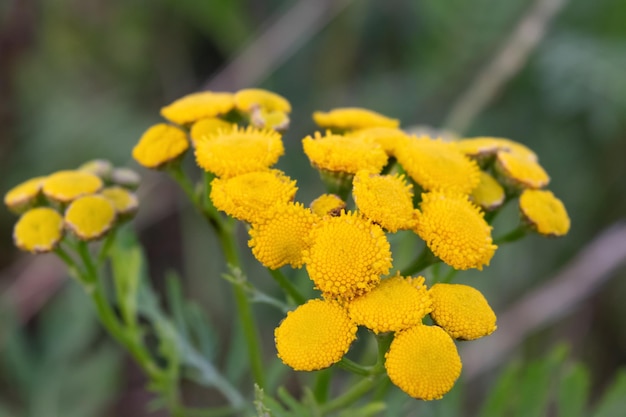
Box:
[401,245,439,276]
[319,375,382,414]
[313,367,333,403]
[267,268,307,305]
[494,225,527,245]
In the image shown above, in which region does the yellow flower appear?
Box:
[42,170,103,203]
[347,274,432,333]
[470,171,505,211]
[210,170,297,223]
[13,207,64,253]
[457,137,538,162]
[190,118,234,147]
[250,108,290,132]
[348,126,409,156]
[313,107,399,130]
[4,176,47,213]
[429,283,497,340]
[275,299,357,371]
[519,189,570,237]
[303,211,392,300]
[395,136,480,194]
[352,170,415,232]
[195,126,284,178]
[78,159,113,178]
[495,151,550,189]
[160,91,235,125]
[385,325,462,400]
[110,168,141,189]
[64,195,116,241]
[248,202,317,269]
[132,123,189,169]
[414,192,497,270]
[100,186,139,216]
[234,88,291,113]
[310,194,345,217]
[302,131,388,174]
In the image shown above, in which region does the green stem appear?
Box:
[97,226,117,264]
[337,357,372,377]
[267,268,307,305]
[494,225,527,245]
[168,164,221,229]
[313,367,333,403]
[441,268,459,284]
[319,375,381,414]
[401,246,439,276]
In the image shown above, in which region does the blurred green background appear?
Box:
[1,0,625,415]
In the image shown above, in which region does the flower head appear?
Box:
[64,195,116,241]
[248,202,317,269]
[302,131,388,174]
[519,189,570,237]
[470,171,505,211]
[100,186,139,216]
[304,211,392,300]
[250,108,290,132]
[210,170,297,223]
[348,126,409,156]
[385,325,462,400]
[195,126,284,178]
[347,274,432,333]
[495,151,550,189]
[4,176,47,213]
[457,137,538,162]
[429,283,497,340]
[190,118,234,147]
[313,107,399,130]
[414,192,497,270]
[42,170,103,203]
[78,159,114,178]
[110,168,141,189]
[132,123,189,169]
[275,299,357,371]
[234,88,291,113]
[310,194,345,217]
[160,91,235,125]
[352,170,415,232]
[13,207,64,253]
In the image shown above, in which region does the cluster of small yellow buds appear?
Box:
[4,160,139,253]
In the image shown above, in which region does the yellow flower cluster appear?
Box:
[4,161,140,252]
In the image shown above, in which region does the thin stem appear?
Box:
[401,246,439,276]
[319,375,381,414]
[337,357,372,377]
[494,226,527,245]
[267,268,307,305]
[313,367,333,403]
[441,268,459,284]
[97,226,118,264]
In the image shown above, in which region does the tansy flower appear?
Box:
[42,170,103,203]
[13,207,64,253]
[414,192,497,270]
[234,88,291,113]
[457,137,538,162]
[110,168,141,189]
[348,126,409,156]
[385,325,462,400]
[190,118,234,147]
[132,123,189,169]
[495,151,550,189]
[313,107,399,130]
[302,131,388,174]
[100,186,139,216]
[347,274,432,333]
[65,195,116,241]
[395,136,480,194]
[519,189,570,237]
[274,299,357,371]
[429,283,497,340]
[160,91,235,125]
[248,202,317,269]
[4,176,47,213]
[250,108,290,132]
[352,170,415,232]
[470,171,505,211]
[78,159,113,178]
[303,211,392,300]
[310,194,345,217]
[210,170,297,223]
[195,126,284,178]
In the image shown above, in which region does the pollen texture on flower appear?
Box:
[348,126,409,156]
[519,189,570,237]
[42,170,103,203]
[495,151,550,189]
[385,325,462,400]
[132,123,189,169]
[190,118,234,147]
[13,207,64,253]
[347,274,432,333]
[313,107,399,130]
[303,211,392,300]
[470,171,505,211]
[160,91,235,125]
[275,299,357,371]
[310,194,345,217]
[414,192,497,270]
[429,283,497,340]
[65,195,116,241]
[4,176,47,213]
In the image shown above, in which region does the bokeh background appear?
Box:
[1,0,625,416]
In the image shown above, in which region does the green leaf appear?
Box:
[557,363,590,417]
[591,370,626,417]
[478,360,522,417]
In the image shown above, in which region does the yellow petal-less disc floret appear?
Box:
[415,192,497,270]
[519,189,570,237]
[210,170,297,223]
[250,108,290,132]
[302,131,388,174]
[160,91,235,125]
[78,159,114,178]
[132,123,189,169]
[457,137,538,162]
[13,207,64,253]
[385,325,462,400]
[248,202,317,269]
[495,151,550,189]
[352,170,415,232]
[303,211,392,300]
[234,88,291,113]
[275,299,357,371]
[310,194,345,217]
[190,118,234,147]
[42,170,103,203]
[100,186,139,216]
[470,171,505,211]
[65,195,116,241]
[4,176,47,212]
[348,274,432,333]
[195,126,284,178]
[313,107,399,130]
[348,126,409,156]
[395,136,480,194]
[110,168,141,189]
